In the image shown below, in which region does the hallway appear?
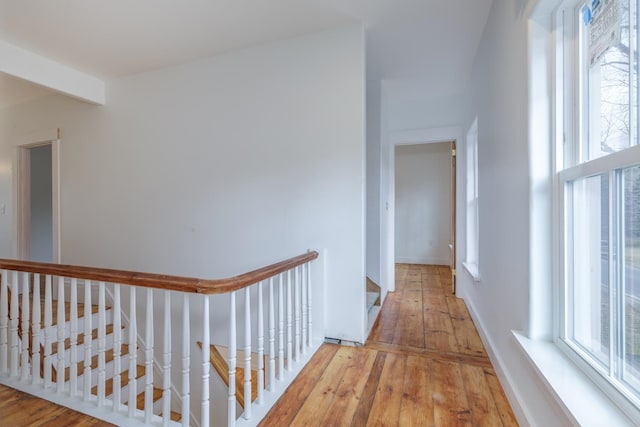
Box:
[261,264,518,426]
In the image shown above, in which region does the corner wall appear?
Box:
[0,25,367,343]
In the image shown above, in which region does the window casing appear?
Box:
[557,0,640,410]
[466,118,479,271]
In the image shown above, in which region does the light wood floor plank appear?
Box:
[399,355,434,426]
[461,364,503,426]
[484,368,519,426]
[320,347,378,426]
[366,352,407,426]
[432,359,472,426]
[258,343,339,426]
[289,346,353,426]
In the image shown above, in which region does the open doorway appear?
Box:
[394,142,455,283]
[382,126,462,295]
[15,129,61,263]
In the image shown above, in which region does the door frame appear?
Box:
[13,128,61,263]
[382,126,463,295]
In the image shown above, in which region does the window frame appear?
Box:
[464,118,480,281]
[554,0,640,418]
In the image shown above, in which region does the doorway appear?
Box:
[394,142,455,286]
[382,126,462,295]
[15,129,61,263]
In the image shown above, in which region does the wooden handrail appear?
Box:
[0,251,318,295]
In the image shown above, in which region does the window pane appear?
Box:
[570,174,610,367]
[580,0,636,161]
[623,165,640,390]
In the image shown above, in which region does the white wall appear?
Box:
[395,142,451,265]
[0,25,367,343]
[366,79,381,287]
[29,144,53,262]
[455,0,569,425]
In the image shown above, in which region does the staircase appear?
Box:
[15,281,181,423]
[0,250,321,427]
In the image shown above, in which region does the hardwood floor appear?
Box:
[261,264,518,426]
[0,384,114,426]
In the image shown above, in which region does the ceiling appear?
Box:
[0,0,493,107]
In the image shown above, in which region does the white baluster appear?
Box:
[307,262,313,347]
[181,294,190,427]
[83,280,93,400]
[9,271,19,377]
[228,292,236,427]
[277,274,284,381]
[243,287,252,420]
[144,288,154,424]
[162,290,172,426]
[128,287,137,418]
[21,272,30,382]
[257,282,264,404]
[202,296,210,427]
[113,284,122,412]
[0,270,8,375]
[301,264,308,354]
[98,281,106,406]
[32,273,41,384]
[69,278,78,396]
[294,267,300,363]
[286,270,292,371]
[44,275,53,388]
[56,276,65,393]
[267,277,275,391]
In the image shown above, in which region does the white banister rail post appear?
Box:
[228,292,237,427]
[243,287,252,420]
[162,290,172,426]
[56,276,65,393]
[69,278,78,396]
[202,296,211,427]
[9,271,19,378]
[32,273,41,384]
[97,281,106,406]
[113,283,122,412]
[267,277,275,391]
[257,281,264,404]
[277,274,284,381]
[144,288,154,424]
[128,286,137,418]
[83,280,93,401]
[20,272,30,382]
[294,267,300,363]
[44,275,53,388]
[286,270,292,371]
[301,264,308,354]
[181,294,190,427]
[307,261,313,347]
[0,270,8,375]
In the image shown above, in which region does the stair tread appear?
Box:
[198,342,263,408]
[51,324,116,353]
[91,364,144,396]
[51,344,132,383]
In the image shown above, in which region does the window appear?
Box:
[558,0,640,408]
[464,118,479,279]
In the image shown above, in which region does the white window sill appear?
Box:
[513,331,636,426]
[462,262,480,282]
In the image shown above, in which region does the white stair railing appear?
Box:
[0,250,320,427]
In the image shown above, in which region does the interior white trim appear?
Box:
[13,128,62,263]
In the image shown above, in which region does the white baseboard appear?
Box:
[395,257,449,265]
[462,297,533,427]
